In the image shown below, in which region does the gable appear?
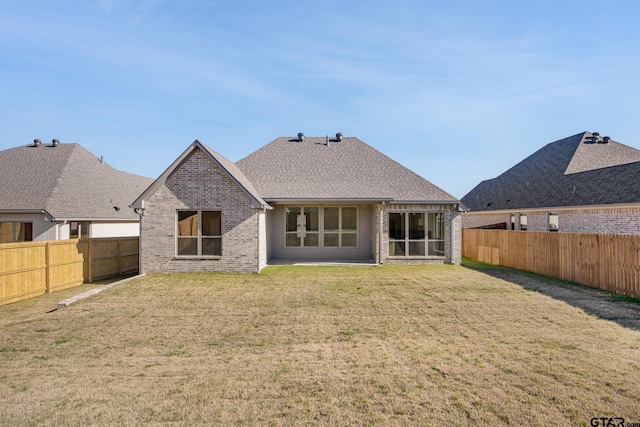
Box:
[132,141,270,210]
[564,134,640,175]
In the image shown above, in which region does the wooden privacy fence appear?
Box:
[77,237,139,282]
[463,229,640,299]
[0,240,84,305]
[0,237,139,306]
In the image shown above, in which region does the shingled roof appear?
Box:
[236,136,458,203]
[461,132,640,212]
[0,142,153,220]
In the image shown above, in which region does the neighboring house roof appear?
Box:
[0,142,153,220]
[132,140,270,210]
[236,136,458,203]
[461,131,640,212]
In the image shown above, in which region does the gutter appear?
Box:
[0,209,54,222]
[264,198,395,203]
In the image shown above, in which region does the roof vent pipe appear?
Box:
[297,132,305,142]
[33,139,42,147]
[336,132,343,142]
[325,135,330,146]
[52,139,60,147]
[602,136,611,144]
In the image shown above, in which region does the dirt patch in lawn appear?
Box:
[1,265,639,426]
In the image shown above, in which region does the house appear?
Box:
[0,139,153,243]
[461,131,640,234]
[132,134,462,273]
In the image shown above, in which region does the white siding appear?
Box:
[90,222,140,238]
[0,213,56,241]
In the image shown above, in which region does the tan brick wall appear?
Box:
[558,207,640,235]
[463,207,640,235]
[140,148,260,274]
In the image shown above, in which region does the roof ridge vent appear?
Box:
[601,136,611,144]
[33,139,42,147]
[297,132,305,142]
[51,139,60,147]
[335,132,343,142]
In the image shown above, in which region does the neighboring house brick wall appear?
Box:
[559,207,640,235]
[463,206,640,235]
[381,203,460,265]
[462,212,511,229]
[526,212,549,232]
[140,148,260,274]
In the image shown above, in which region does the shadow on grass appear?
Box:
[462,259,640,331]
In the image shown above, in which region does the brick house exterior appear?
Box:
[461,132,640,235]
[133,137,462,273]
[138,148,267,273]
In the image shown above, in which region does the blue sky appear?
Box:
[1,1,639,198]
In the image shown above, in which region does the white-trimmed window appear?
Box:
[388,212,445,257]
[176,210,222,256]
[520,213,528,231]
[549,212,558,232]
[0,222,33,243]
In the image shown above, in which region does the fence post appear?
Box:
[117,238,122,276]
[45,242,51,293]
[87,239,93,282]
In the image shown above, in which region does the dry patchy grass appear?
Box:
[1,264,639,426]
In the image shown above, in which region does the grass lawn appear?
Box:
[1,262,639,426]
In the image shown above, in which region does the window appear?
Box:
[286,206,357,247]
[323,207,357,247]
[0,222,33,243]
[520,213,528,231]
[176,210,221,256]
[388,212,444,257]
[285,207,318,247]
[70,221,90,239]
[549,212,558,232]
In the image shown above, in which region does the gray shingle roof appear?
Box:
[0,143,153,220]
[236,136,458,203]
[461,132,640,211]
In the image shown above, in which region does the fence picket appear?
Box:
[463,229,639,299]
[0,237,139,306]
